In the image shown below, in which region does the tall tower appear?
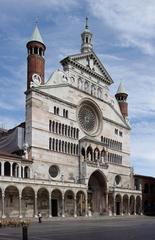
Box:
[81,17,93,53]
[115,82,128,118]
[26,24,46,90]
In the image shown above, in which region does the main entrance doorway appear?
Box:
[52,199,58,216]
[88,170,107,215]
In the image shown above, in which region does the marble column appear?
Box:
[49,194,52,218]
[34,192,38,218]
[128,197,130,215]
[19,193,22,218]
[1,161,4,176]
[85,193,88,217]
[62,195,65,217]
[105,192,109,215]
[134,197,136,215]
[113,194,116,216]
[2,191,5,218]
[10,162,13,177]
[74,197,77,217]
[121,196,123,216]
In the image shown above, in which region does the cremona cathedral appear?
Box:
[0,18,142,218]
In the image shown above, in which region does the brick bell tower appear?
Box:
[26,24,46,90]
[115,82,128,118]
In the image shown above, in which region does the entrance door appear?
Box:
[116,202,120,215]
[52,199,58,216]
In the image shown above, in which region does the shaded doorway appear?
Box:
[88,170,107,215]
[52,199,58,216]
[116,202,120,215]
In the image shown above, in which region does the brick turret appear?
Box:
[26,25,46,90]
[115,82,128,118]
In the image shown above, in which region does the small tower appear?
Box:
[115,82,128,118]
[81,17,93,53]
[26,24,46,90]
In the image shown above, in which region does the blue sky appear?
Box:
[0,0,155,177]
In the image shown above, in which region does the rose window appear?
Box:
[78,102,101,135]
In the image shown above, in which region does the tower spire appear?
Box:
[81,17,93,53]
[26,24,46,90]
[115,82,128,118]
[85,16,88,29]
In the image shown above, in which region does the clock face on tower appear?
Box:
[78,100,101,136]
[32,73,42,86]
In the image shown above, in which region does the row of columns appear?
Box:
[0,190,88,219]
[0,161,30,178]
[113,194,142,216]
[0,189,141,218]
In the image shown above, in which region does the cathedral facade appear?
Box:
[0,20,142,218]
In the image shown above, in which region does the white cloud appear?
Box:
[88,0,155,54]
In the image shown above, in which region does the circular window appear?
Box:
[115,175,121,185]
[78,101,101,135]
[49,165,59,178]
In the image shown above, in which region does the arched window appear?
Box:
[76,144,79,155]
[54,106,57,114]
[56,139,58,151]
[59,140,61,152]
[87,146,93,161]
[59,123,61,134]
[73,128,76,138]
[49,120,52,132]
[39,48,42,56]
[66,110,68,118]
[34,47,38,54]
[0,162,1,175]
[52,121,55,132]
[62,141,64,152]
[49,138,52,150]
[71,127,73,138]
[71,143,73,154]
[57,108,59,115]
[68,126,70,137]
[24,166,30,179]
[68,142,70,154]
[62,124,64,135]
[52,138,55,151]
[65,125,67,136]
[65,142,67,153]
[56,122,58,134]
[76,129,79,139]
[12,162,19,178]
[63,109,65,117]
[4,161,10,176]
[74,144,76,155]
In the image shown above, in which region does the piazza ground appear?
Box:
[0,215,155,240]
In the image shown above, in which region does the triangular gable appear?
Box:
[60,51,113,85]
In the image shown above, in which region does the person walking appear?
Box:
[38,212,42,223]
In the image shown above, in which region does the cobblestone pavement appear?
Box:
[0,215,155,240]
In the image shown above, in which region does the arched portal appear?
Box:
[22,187,35,217]
[51,189,62,217]
[37,188,49,217]
[64,190,74,217]
[76,191,85,216]
[88,170,107,215]
[5,186,19,217]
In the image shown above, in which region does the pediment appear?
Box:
[60,51,113,85]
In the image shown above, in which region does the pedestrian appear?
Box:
[38,212,42,223]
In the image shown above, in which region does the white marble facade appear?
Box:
[0,21,142,219]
